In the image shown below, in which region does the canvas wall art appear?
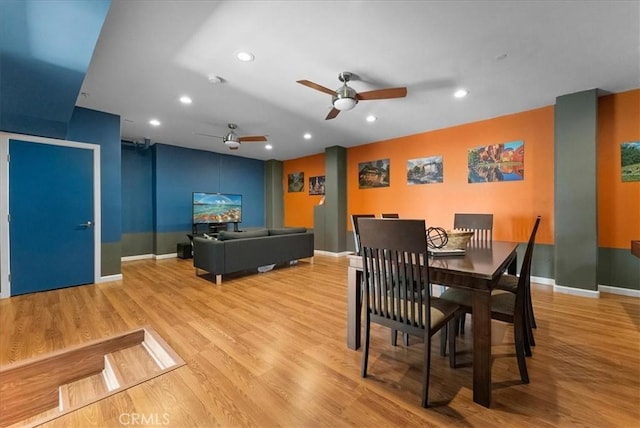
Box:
[288,172,304,192]
[309,175,326,195]
[407,155,443,184]
[468,140,524,183]
[358,159,390,188]
[621,141,640,182]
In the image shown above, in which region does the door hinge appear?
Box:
[6,153,9,162]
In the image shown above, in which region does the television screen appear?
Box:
[192,192,242,224]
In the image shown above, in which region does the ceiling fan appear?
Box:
[297,71,407,120]
[195,123,267,150]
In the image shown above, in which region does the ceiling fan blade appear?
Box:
[194,132,223,139]
[238,135,267,142]
[356,87,407,101]
[325,108,340,120]
[297,80,336,96]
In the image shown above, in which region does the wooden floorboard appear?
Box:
[0,256,638,427]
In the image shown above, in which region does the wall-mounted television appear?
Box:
[192,192,242,225]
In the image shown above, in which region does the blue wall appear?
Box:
[122,142,266,255]
[122,145,153,234]
[67,107,122,244]
[153,144,265,232]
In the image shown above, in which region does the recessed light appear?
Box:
[366,115,377,122]
[265,144,273,150]
[236,51,254,62]
[149,119,161,126]
[303,133,312,140]
[454,89,468,98]
[179,96,192,104]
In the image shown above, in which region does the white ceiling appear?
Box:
[76,0,640,161]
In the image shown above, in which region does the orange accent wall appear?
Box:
[597,89,640,249]
[348,107,555,244]
[283,91,639,248]
[283,153,325,227]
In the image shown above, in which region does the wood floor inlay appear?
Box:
[0,327,184,428]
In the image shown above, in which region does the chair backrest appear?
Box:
[358,218,431,336]
[519,216,541,284]
[453,213,493,242]
[381,213,399,218]
[514,216,541,310]
[351,214,375,255]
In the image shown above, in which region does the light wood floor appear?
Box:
[1,256,638,427]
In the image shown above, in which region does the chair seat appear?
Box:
[381,295,458,330]
[496,274,518,293]
[439,288,515,317]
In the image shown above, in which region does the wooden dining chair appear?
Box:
[358,218,459,407]
[453,213,493,242]
[495,216,541,345]
[381,213,399,218]
[351,214,375,255]
[439,216,541,384]
[452,213,494,332]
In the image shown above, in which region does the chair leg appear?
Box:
[448,319,457,368]
[514,314,530,384]
[459,314,466,334]
[361,314,371,378]
[440,326,447,357]
[421,332,431,408]
[391,329,397,346]
[403,333,410,346]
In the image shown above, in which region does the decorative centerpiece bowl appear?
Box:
[444,230,474,249]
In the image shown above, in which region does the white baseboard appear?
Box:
[530,276,555,287]
[155,253,177,260]
[99,274,123,283]
[121,254,154,262]
[598,285,640,298]
[314,250,351,257]
[554,284,600,298]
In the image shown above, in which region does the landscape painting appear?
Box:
[621,141,640,182]
[288,172,304,192]
[407,155,443,184]
[358,159,390,188]
[309,175,326,195]
[468,140,524,183]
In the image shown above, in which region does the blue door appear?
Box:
[9,139,95,295]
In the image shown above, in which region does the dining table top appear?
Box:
[347,240,518,283]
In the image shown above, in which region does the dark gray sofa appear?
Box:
[192,227,314,284]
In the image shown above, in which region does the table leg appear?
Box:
[472,290,492,407]
[347,267,362,350]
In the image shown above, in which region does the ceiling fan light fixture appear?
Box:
[224,139,240,149]
[333,96,357,111]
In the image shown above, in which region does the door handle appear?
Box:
[79,221,93,228]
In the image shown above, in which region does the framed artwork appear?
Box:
[621,141,640,182]
[309,175,325,195]
[288,172,304,192]
[468,140,524,183]
[358,159,390,188]
[407,155,443,184]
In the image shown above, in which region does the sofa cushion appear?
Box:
[218,228,269,241]
[268,227,307,236]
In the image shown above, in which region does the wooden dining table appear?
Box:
[347,241,518,408]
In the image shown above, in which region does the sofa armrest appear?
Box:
[193,237,225,274]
